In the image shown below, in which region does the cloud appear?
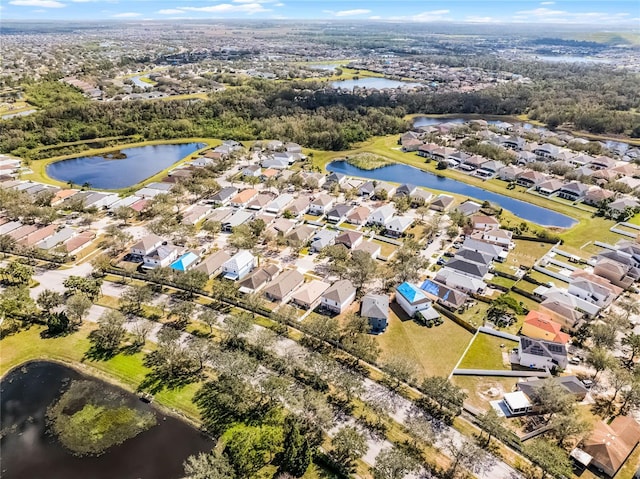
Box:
[113,12,142,17]
[464,15,500,23]
[387,9,451,22]
[180,3,270,14]
[9,0,65,8]
[369,15,381,20]
[540,1,555,4]
[158,9,185,15]
[334,9,371,17]
[513,7,633,24]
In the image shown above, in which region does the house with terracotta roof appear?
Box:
[522,311,570,344]
[346,205,371,225]
[471,215,500,232]
[335,230,363,250]
[230,188,259,208]
[578,416,640,477]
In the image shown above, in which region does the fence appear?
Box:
[478,326,520,341]
[452,368,550,378]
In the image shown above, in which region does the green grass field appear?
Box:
[457,333,518,371]
[375,306,473,378]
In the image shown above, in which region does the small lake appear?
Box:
[131,75,153,89]
[1,361,213,479]
[331,77,423,90]
[310,63,342,71]
[327,160,577,228]
[47,143,204,189]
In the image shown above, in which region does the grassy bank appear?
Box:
[344,152,392,170]
[23,138,218,194]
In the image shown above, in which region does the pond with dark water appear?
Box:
[1,361,213,479]
[46,142,205,189]
[326,160,577,228]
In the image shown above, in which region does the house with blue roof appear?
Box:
[396,282,440,320]
[170,251,200,272]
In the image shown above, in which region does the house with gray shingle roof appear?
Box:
[361,294,390,332]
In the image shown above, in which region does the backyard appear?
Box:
[457,332,518,371]
[375,304,473,378]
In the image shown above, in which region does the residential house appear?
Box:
[308,194,335,215]
[517,151,538,165]
[131,234,164,256]
[474,228,513,249]
[264,194,294,215]
[368,204,395,226]
[539,298,585,331]
[430,194,455,212]
[230,188,259,208]
[195,250,231,277]
[0,221,22,235]
[608,197,640,218]
[335,230,364,250]
[18,224,57,247]
[517,336,568,370]
[7,224,38,241]
[593,258,635,290]
[384,216,413,238]
[500,136,526,150]
[536,179,564,196]
[247,193,274,211]
[395,184,418,198]
[346,205,371,225]
[222,250,256,280]
[373,181,396,199]
[499,165,524,181]
[143,244,182,269]
[568,276,618,309]
[170,251,200,272]
[584,187,614,207]
[536,285,601,318]
[37,227,76,251]
[533,143,560,159]
[326,204,353,223]
[557,181,590,201]
[238,264,280,294]
[211,187,238,206]
[241,165,262,178]
[358,181,376,197]
[516,170,546,188]
[579,416,640,477]
[588,156,617,171]
[517,376,588,403]
[401,138,422,152]
[263,269,304,302]
[454,249,494,268]
[435,269,487,294]
[310,229,338,252]
[475,160,505,178]
[182,205,211,225]
[471,215,500,231]
[459,155,487,172]
[284,196,311,218]
[411,189,433,207]
[222,210,254,231]
[461,238,505,261]
[455,201,482,217]
[395,282,439,320]
[268,218,297,237]
[443,258,489,280]
[522,311,570,344]
[321,279,356,314]
[286,225,316,244]
[419,279,468,310]
[503,391,533,416]
[64,231,95,255]
[291,279,331,310]
[361,294,390,332]
[353,240,382,259]
[324,172,346,190]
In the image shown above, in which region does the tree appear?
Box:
[419,376,466,423]
[37,289,64,315]
[224,424,283,477]
[587,347,615,380]
[131,321,152,347]
[372,447,420,479]
[606,365,632,414]
[346,249,378,293]
[445,436,495,479]
[590,322,618,349]
[202,220,222,240]
[90,254,112,277]
[114,206,135,224]
[187,336,214,372]
[303,314,340,348]
[103,224,132,256]
[387,239,428,285]
[525,439,573,479]
[198,307,219,334]
[119,284,153,315]
[1,261,34,286]
[529,378,574,423]
[622,332,640,366]
[145,325,198,384]
[91,309,126,353]
[174,270,208,298]
[65,293,92,326]
[619,297,640,322]
[331,426,367,471]
[548,411,591,447]
[222,311,253,347]
[279,415,313,478]
[183,451,236,479]
[63,275,102,301]
[169,301,196,328]
[477,408,507,448]
[244,291,265,317]
[229,224,258,250]
[382,356,417,390]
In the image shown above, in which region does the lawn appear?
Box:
[457,300,492,329]
[372,239,397,258]
[375,304,473,378]
[451,376,519,411]
[457,332,518,371]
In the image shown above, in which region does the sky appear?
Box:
[1,0,639,25]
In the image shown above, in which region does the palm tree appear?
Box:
[619,297,640,322]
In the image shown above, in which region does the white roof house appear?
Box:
[265,194,295,215]
[367,204,395,226]
[222,250,256,280]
